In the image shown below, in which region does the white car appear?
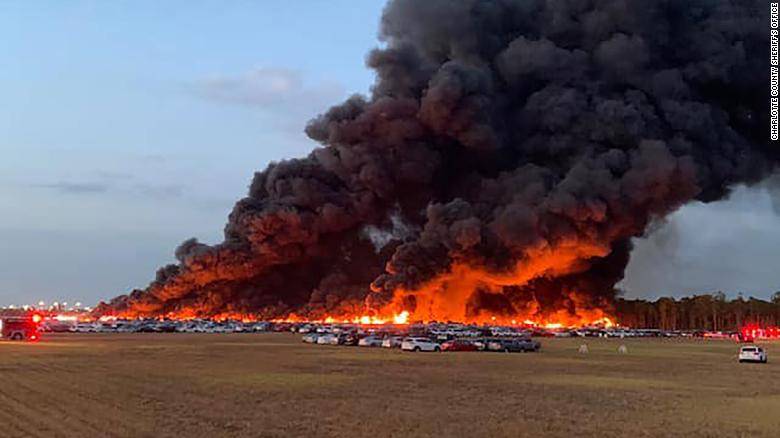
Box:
[739,346,767,363]
[358,336,383,347]
[401,337,441,352]
[252,323,270,332]
[317,334,337,345]
[302,333,320,344]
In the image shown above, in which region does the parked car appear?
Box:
[340,333,359,346]
[486,338,540,352]
[358,336,384,347]
[317,333,338,345]
[136,323,160,333]
[157,322,177,333]
[251,322,270,332]
[401,337,441,352]
[514,338,541,352]
[441,339,478,352]
[484,338,507,351]
[739,345,767,363]
[302,333,320,343]
[75,323,98,333]
[381,336,404,348]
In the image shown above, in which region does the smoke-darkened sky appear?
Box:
[0,0,777,307]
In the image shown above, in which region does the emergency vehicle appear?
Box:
[0,313,42,341]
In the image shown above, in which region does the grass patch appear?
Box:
[0,333,777,437]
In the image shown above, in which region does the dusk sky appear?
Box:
[1,0,778,306]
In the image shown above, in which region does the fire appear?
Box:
[55,314,78,322]
[110,294,614,329]
[108,291,614,329]
[393,311,409,324]
[372,239,615,327]
[106,241,619,329]
[107,307,613,328]
[268,306,612,328]
[269,311,410,326]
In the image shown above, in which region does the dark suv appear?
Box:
[487,338,541,352]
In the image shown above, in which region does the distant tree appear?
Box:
[615,292,780,330]
[656,297,677,330]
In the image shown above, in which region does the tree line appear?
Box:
[614,292,780,331]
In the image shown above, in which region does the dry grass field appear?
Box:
[0,333,778,438]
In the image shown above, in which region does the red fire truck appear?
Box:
[0,313,41,341]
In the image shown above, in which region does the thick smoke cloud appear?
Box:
[104,0,773,322]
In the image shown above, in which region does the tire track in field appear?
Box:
[16,353,181,437]
[16,373,130,437]
[0,357,80,437]
[0,356,138,437]
[0,387,45,438]
[0,375,73,438]
[0,377,110,437]
[1,335,267,437]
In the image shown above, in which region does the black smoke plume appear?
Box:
[103,0,774,322]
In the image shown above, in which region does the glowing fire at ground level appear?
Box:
[110,300,618,329]
[112,255,621,329]
[275,313,615,330]
[125,308,614,330]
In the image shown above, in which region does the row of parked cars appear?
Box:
[44,317,736,342]
[302,332,541,353]
[42,319,273,334]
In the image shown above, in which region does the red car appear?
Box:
[441,340,478,352]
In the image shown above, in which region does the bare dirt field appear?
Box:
[0,333,777,438]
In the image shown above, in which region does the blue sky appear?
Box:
[0,1,385,305]
[0,1,778,306]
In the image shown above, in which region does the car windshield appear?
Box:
[742,347,757,352]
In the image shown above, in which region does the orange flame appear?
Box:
[364,240,616,328]
[112,240,617,328]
